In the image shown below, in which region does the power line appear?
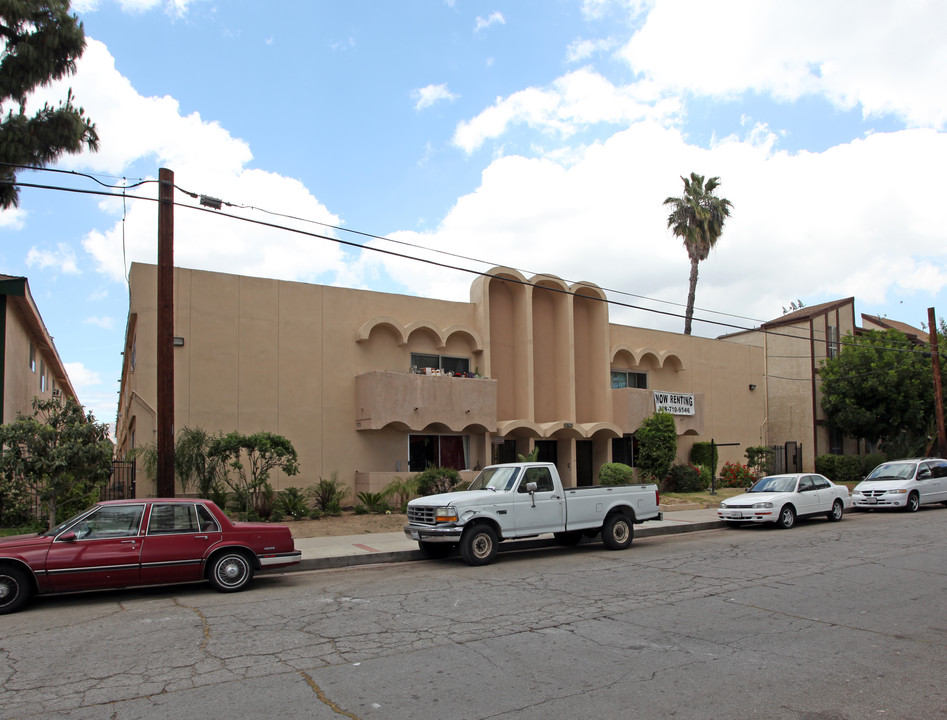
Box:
[4,170,941,354]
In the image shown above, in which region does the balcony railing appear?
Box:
[355,371,497,432]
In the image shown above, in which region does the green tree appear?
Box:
[635,411,678,483]
[664,172,733,335]
[820,328,935,447]
[0,397,112,528]
[174,426,221,497]
[209,431,299,516]
[0,0,99,208]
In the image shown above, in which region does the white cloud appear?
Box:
[621,0,947,128]
[0,207,26,230]
[30,39,348,286]
[475,11,505,33]
[566,37,618,63]
[84,316,116,330]
[452,67,680,153]
[26,243,80,275]
[412,84,459,111]
[364,123,947,335]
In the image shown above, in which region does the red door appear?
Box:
[139,502,222,584]
[45,504,146,592]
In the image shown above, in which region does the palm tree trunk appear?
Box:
[684,257,700,335]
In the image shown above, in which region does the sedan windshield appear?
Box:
[468,466,520,491]
[864,463,916,480]
[749,476,797,493]
[42,507,96,537]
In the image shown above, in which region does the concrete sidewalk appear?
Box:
[285,507,723,572]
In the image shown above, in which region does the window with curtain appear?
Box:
[409,434,470,471]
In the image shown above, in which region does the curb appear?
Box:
[285,518,725,573]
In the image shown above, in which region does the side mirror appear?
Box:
[526,481,538,493]
[58,531,77,542]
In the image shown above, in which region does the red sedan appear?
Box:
[0,498,301,614]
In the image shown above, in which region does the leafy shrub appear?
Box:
[229,482,278,521]
[353,504,369,515]
[815,455,865,484]
[356,491,390,514]
[598,462,635,486]
[307,472,346,515]
[275,487,310,520]
[414,466,462,496]
[744,446,775,477]
[719,462,756,488]
[666,463,707,493]
[382,476,417,512]
[207,481,229,509]
[690,442,719,477]
[636,412,678,483]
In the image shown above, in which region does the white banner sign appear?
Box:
[653,391,695,416]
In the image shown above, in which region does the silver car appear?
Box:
[852,458,947,512]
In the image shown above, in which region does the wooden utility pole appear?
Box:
[928,307,946,458]
[156,168,175,497]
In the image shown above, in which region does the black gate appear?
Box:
[771,442,803,474]
[103,460,136,500]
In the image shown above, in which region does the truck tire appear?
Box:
[601,513,634,550]
[459,524,499,566]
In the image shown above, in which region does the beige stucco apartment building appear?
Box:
[1,275,78,423]
[721,298,860,472]
[115,263,767,499]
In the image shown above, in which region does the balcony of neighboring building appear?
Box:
[355,370,497,432]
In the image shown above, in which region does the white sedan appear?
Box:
[718,473,851,529]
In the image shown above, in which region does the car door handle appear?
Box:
[121,539,137,545]
[195,535,208,540]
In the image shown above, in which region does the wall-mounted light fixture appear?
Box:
[749,384,757,391]
[173,337,185,347]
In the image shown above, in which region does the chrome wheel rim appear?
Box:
[0,574,17,606]
[215,556,249,588]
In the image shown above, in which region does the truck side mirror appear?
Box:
[526,481,538,493]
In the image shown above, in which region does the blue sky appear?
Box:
[3,0,946,428]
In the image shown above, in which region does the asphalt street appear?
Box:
[2,507,946,720]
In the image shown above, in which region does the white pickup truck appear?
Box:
[403,462,662,565]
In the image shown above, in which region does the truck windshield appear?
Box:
[467,466,520,491]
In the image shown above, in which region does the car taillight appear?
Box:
[655,489,660,506]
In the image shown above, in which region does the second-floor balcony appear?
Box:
[355,371,498,432]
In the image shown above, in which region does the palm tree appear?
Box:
[664,172,733,335]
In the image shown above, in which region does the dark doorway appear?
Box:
[493,439,517,465]
[576,440,593,486]
[535,440,557,466]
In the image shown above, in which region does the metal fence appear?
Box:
[771,442,803,474]
[103,460,136,501]
[8,461,137,528]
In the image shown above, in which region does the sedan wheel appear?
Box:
[777,505,796,529]
[0,566,32,615]
[209,552,254,592]
[827,499,844,522]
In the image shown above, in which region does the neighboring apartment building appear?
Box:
[860,314,929,345]
[0,274,78,423]
[114,263,766,499]
[721,298,860,472]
